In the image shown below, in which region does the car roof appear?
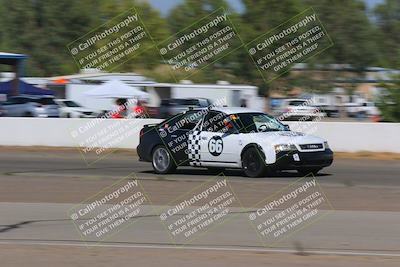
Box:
[210,106,262,114]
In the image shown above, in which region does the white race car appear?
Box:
[137,107,333,177]
[278,99,325,120]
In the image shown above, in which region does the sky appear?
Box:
[146,0,385,16]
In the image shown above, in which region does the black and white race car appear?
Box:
[137,107,333,177]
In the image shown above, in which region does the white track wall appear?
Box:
[0,118,399,153]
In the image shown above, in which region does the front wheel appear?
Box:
[152,145,176,174]
[241,147,267,178]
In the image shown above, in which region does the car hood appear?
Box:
[242,131,325,146]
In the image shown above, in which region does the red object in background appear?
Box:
[134,106,144,115]
[111,112,124,119]
[112,106,126,119]
[53,78,69,85]
[371,115,381,122]
[223,120,233,129]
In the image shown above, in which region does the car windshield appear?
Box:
[63,101,81,107]
[234,113,286,133]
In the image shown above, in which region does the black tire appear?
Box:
[66,113,71,118]
[241,147,267,178]
[152,145,176,174]
[297,168,322,176]
[24,112,33,117]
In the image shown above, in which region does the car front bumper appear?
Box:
[271,149,333,170]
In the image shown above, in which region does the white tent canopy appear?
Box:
[84,80,149,99]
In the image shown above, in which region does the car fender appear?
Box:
[257,142,277,164]
[240,142,276,165]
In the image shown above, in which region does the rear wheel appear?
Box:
[297,168,322,176]
[241,147,267,178]
[152,145,176,174]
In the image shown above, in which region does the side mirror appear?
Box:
[283,124,290,131]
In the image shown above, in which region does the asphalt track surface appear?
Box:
[0,148,399,266]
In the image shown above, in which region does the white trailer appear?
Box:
[145,81,263,111]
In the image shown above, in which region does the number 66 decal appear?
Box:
[208,136,223,156]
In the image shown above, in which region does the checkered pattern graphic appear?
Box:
[188,130,201,166]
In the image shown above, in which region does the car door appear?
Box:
[158,110,203,165]
[3,97,20,116]
[196,111,242,166]
[39,97,59,117]
[1,99,13,116]
[14,97,30,116]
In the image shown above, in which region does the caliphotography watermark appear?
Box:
[158,7,242,81]
[158,174,238,245]
[247,7,333,83]
[67,7,152,71]
[248,174,334,246]
[70,99,150,165]
[156,97,227,167]
[68,174,151,243]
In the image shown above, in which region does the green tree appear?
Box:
[374,0,400,68]
[301,0,386,100]
[97,0,170,72]
[377,77,400,122]
[0,0,169,76]
[305,0,380,69]
[165,0,244,83]
[0,0,100,76]
[168,0,231,34]
[240,0,304,42]
[238,0,304,96]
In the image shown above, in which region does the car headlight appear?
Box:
[324,141,330,149]
[274,144,297,153]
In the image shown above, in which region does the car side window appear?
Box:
[16,98,28,104]
[5,97,25,104]
[202,111,236,133]
[2,99,14,105]
[203,111,220,132]
[179,111,203,130]
[161,110,203,131]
